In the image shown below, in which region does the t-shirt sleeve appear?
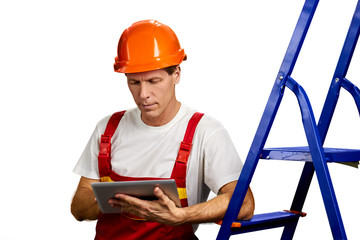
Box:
[73,124,102,179]
[203,127,243,194]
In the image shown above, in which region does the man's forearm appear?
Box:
[71,177,101,221]
[178,192,233,225]
[179,187,254,225]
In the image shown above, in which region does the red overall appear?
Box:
[95,111,204,240]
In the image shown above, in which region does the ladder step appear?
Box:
[228,211,302,235]
[261,146,360,163]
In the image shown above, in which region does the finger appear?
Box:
[108,198,121,208]
[112,194,150,211]
[114,194,143,205]
[113,193,128,199]
[109,196,147,218]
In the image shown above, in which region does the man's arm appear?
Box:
[71,176,101,221]
[109,180,254,226]
[184,181,255,223]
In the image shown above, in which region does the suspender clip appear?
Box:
[99,135,111,157]
[177,141,192,164]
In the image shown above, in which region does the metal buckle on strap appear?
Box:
[177,141,192,164]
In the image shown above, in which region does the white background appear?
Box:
[1,0,360,239]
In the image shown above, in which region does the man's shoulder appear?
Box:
[182,110,224,141]
[182,105,223,128]
[197,114,224,133]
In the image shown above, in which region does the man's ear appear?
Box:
[173,66,181,84]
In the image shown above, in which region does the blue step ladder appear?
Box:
[217,0,360,239]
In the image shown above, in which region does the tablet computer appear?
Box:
[91,179,181,213]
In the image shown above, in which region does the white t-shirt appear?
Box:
[74,104,243,208]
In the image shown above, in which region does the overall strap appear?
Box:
[171,112,204,207]
[176,112,204,165]
[98,111,126,177]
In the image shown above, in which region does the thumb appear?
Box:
[154,187,178,208]
[154,186,168,201]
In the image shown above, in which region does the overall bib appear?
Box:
[95,111,204,240]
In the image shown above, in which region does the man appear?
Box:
[71,19,254,239]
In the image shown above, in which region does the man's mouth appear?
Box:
[141,103,156,110]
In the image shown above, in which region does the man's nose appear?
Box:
[139,82,150,99]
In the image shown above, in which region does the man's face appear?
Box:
[126,67,180,126]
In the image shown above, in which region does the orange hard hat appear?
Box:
[114,20,187,73]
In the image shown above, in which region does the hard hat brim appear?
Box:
[114,50,186,73]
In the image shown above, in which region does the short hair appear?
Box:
[124,65,180,76]
[163,65,180,75]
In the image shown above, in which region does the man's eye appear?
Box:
[129,81,140,85]
[149,79,161,84]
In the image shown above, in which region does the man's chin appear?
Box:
[140,110,159,122]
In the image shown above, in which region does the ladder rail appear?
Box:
[216,80,284,240]
[281,162,314,239]
[278,0,320,76]
[318,0,360,143]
